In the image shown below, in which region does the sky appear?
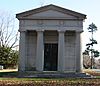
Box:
[0,0,100,52]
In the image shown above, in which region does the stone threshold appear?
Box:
[18,71,92,78]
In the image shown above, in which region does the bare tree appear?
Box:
[0,11,19,68]
[0,11,18,49]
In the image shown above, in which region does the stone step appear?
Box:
[18,72,92,78]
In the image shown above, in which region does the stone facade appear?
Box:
[16,4,86,73]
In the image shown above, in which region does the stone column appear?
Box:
[19,31,26,72]
[36,30,44,71]
[75,32,82,72]
[58,30,65,71]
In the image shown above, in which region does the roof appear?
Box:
[16,4,86,20]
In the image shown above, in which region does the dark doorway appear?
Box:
[44,43,58,71]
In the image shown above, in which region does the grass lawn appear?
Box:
[0,78,100,85]
[0,69,100,85]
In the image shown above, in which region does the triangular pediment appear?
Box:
[25,10,77,19]
[16,4,86,20]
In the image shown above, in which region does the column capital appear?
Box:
[36,29,44,32]
[19,30,26,33]
[75,30,83,33]
[58,30,65,33]
[18,28,27,32]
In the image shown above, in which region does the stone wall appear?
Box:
[65,31,76,72]
[26,31,37,71]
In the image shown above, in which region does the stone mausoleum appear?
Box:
[16,4,86,75]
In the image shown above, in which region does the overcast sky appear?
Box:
[0,0,100,52]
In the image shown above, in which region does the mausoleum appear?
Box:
[16,4,86,74]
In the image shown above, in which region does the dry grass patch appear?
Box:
[0,78,100,86]
[83,69,100,76]
[0,69,18,72]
